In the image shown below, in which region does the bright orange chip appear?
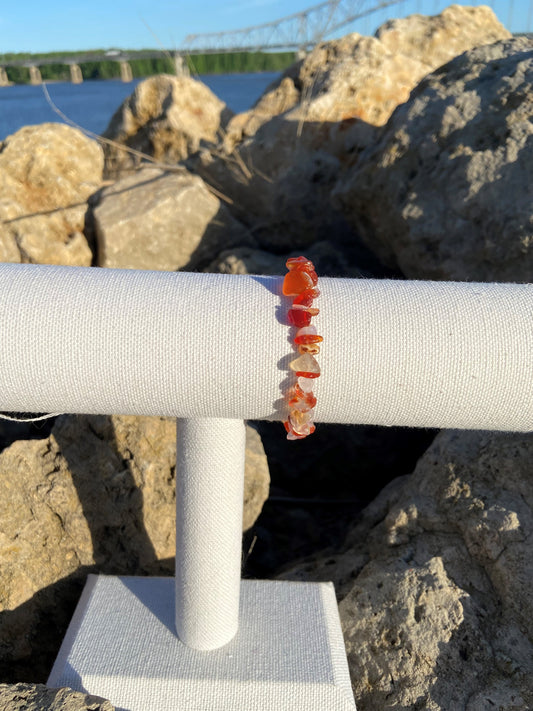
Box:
[282,269,314,296]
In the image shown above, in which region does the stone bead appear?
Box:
[293,291,315,308]
[284,420,307,440]
[289,408,316,436]
[289,353,320,376]
[288,308,312,327]
[287,384,317,410]
[286,256,314,272]
[291,306,319,318]
[286,428,307,441]
[298,343,320,355]
[283,269,314,296]
[294,326,323,345]
[298,376,315,393]
[296,286,320,299]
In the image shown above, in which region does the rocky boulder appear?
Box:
[0,124,102,266]
[223,75,300,148]
[283,428,533,710]
[0,684,114,711]
[189,128,357,251]
[334,38,533,281]
[0,414,269,682]
[207,240,372,279]
[93,166,251,270]
[375,4,511,69]
[191,6,509,252]
[102,75,233,179]
[223,5,510,154]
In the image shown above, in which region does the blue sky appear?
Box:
[1,0,530,54]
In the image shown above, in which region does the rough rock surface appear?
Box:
[0,124,102,266]
[190,130,367,252]
[334,38,533,281]
[0,683,114,710]
[207,240,373,280]
[102,74,233,178]
[93,166,251,270]
[243,425,271,532]
[208,246,287,276]
[223,5,509,153]
[0,415,269,682]
[192,6,509,251]
[223,75,300,148]
[376,4,511,68]
[283,429,533,710]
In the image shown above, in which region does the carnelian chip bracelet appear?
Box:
[282,256,322,440]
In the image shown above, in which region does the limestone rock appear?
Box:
[334,38,533,280]
[0,124,102,266]
[207,247,286,276]
[223,75,301,148]
[190,136,353,251]
[376,4,511,69]
[207,241,363,279]
[243,425,271,532]
[283,429,533,709]
[0,415,269,681]
[93,166,251,270]
[102,74,233,178]
[192,7,509,252]
[223,6,509,154]
[0,684,114,710]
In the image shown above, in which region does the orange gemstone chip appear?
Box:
[283,269,315,296]
[294,326,323,345]
[286,256,314,271]
[298,343,320,355]
[286,384,317,410]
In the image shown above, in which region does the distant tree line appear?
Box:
[0,50,296,84]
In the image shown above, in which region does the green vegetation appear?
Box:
[186,51,295,75]
[0,50,296,84]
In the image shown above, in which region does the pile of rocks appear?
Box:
[1,4,532,709]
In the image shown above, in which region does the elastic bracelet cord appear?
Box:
[282,256,322,440]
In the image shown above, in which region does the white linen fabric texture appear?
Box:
[1,262,532,430]
[48,576,357,711]
[176,417,245,650]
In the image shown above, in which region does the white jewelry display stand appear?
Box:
[47,576,355,711]
[2,264,533,710]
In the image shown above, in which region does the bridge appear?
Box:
[183,0,405,53]
[0,0,525,86]
[0,50,188,87]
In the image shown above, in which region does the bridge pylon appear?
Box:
[120,61,133,82]
[0,67,11,87]
[69,64,83,84]
[174,53,190,77]
[29,65,42,85]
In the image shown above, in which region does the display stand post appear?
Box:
[174,417,245,650]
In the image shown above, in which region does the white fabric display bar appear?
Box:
[1,263,533,430]
[175,418,245,650]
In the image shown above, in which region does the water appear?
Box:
[0,71,280,141]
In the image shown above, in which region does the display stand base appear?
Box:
[48,575,356,710]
